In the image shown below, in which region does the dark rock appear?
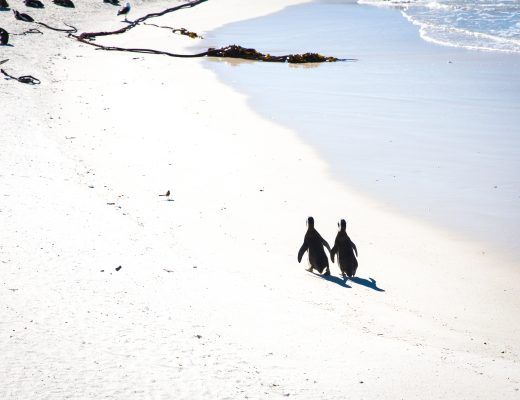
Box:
[13,10,34,22]
[24,0,44,9]
[0,28,8,45]
[53,0,75,7]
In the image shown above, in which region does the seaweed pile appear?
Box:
[73,0,342,64]
[3,0,346,84]
[207,45,339,63]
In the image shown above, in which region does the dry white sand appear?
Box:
[1,0,519,398]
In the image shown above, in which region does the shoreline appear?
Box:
[359,0,520,54]
[2,0,520,398]
[203,0,520,261]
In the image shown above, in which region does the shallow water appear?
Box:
[201,1,520,256]
[360,0,520,53]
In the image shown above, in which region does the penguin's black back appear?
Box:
[305,228,329,273]
[334,231,357,277]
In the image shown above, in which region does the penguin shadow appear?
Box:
[308,270,351,288]
[349,276,385,292]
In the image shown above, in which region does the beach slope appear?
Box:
[1,0,519,398]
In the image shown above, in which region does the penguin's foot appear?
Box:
[323,269,331,276]
[306,267,313,272]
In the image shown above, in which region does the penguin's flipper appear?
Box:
[330,244,337,263]
[322,238,332,253]
[297,243,308,263]
[352,241,358,257]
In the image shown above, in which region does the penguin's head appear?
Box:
[338,219,346,231]
[307,216,314,227]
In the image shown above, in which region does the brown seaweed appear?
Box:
[207,45,339,63]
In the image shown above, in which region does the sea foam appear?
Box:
[358,0,520,53]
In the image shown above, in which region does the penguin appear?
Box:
[0,0,9,10]
[330,219,358,279]
[0,28,8,45]
[117,2,130,21]
[53,0,75,7]
[24,0,44,8]
[13,10,34,22]
[297,216,331,275]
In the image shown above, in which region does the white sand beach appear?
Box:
[1,0,519,398]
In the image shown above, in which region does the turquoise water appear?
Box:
[202,1,520,255]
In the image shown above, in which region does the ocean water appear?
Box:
[359,0,520,53]
[201,1,520,256]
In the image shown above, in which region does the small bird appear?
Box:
[159,190,171,200]
[0,28,8,46]
[13,10,34,22]
[0,0,10,10]
[53,0,75,8]
[117,2,130,21]
[24,0,44,8]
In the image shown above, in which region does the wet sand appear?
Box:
[204,0,520,259]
